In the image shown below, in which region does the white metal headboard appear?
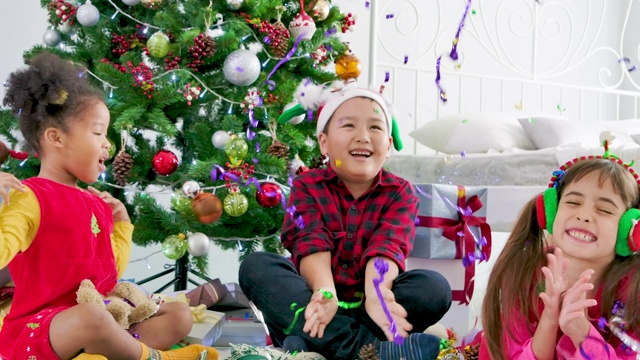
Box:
[366,0,640,155]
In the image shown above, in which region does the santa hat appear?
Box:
[277,81,403,151]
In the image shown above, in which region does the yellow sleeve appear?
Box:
[0,188,40,269]
[111,221,133,278]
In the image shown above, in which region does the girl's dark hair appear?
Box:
[3,52,103,153]
[482,158,640,360]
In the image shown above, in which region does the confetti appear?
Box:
[403,55,409,64]
[365,1,370,8]
[336,159,342,168]
[373,258,404,344]
[384,71,390,82]
[618,57,638,72]
[461,119,469,124]
[460,150,467,158]
[386,14,394,19]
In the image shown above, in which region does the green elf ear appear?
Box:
[391,116,403,151]
[278,103,306,124]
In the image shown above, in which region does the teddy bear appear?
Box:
[76,279,159,329]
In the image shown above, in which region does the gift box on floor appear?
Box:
[214,317,267,347]
[412,184,492,305]
[185,278,228,308]
[210,282,251,310]
[183,309,225,346]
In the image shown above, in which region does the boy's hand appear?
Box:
[0,172,25,205]
[539,247,569,324]
[365,288,412,341]
[88,186,130,223]
[559,268,597,347]
[303,289,339,338]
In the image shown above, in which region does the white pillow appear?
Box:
[518,116,638,149]
[409,112,535,154]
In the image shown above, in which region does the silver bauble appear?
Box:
[122,0,141,5]
[223,49,261,87]
[187,232,211,257]
[43,29,62,47]
[226,0,243,10]
[283,101,305,125]
[181,180,201,198]
[211,130,231,149]
[76,1,100,27]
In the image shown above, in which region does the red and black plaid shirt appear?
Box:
[281,166,419,301]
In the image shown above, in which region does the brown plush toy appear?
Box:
[76,279,159,329]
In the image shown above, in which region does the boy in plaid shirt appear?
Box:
[240,83,451,360]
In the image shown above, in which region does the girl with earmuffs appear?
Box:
[480,146,640,359]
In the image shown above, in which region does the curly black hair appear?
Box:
[3,52,104,153]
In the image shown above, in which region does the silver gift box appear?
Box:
[411,184,488,259]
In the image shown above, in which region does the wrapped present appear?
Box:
[185,278,228,308]
[183,309,225,346]
[211,282,250,310]
[413,184,492,305]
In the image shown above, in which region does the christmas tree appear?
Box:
[0,0,361,273]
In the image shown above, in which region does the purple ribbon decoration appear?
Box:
[449,0,472,61]
[435,56,447,102]
[266,34,305,90]
[373,258,404,344]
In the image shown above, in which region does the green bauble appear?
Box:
[223,192,249,217]
[171,190,193,215]
[147,31,170,58]
[224,137,249,161]
[162,234,187,260]
[107,138,116,160]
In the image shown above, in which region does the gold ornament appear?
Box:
[335,53,361,81]
[308,0,331,21]
[191,192,223,224]
[141,0,162,9]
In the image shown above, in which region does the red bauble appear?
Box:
[152,149,179,176]
[256,182,282,208]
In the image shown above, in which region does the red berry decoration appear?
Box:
[152,149,179,176]
[48,0,77,25]
[256,182,282,208]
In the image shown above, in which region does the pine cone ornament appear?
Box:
[266,139,289,159]
[464,343,479,360]
[271,20,290,58]
[112,151,134,186]
[201,34,216,57]
[358,343,379,360]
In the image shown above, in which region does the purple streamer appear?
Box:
[373,258,404,344]
[246,128,256,140]
[256,142,261,152]
[307,109,314,121]
[249,109,259,128]
[211,167,218,182]
[325,28,337,37]
[295,215,305,229]
[449,0,472,61]
[435,56,447,102]
[325,45,333,52]
[263,36,271,44]
[266,34,305,90]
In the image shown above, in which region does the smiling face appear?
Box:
[41,99,112,186]
[552,172,626,265]
[318,97,392,193]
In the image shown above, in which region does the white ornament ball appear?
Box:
[43,29,62,47]
[58,21,75,35]
[187,232,210,257]
[212,130,231,149]
[283,101,305,125]
[223,49,261,87]
[122,0,141,5]
[226,0,243,10]
[76,1,100,27]
[181,180,201,198]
